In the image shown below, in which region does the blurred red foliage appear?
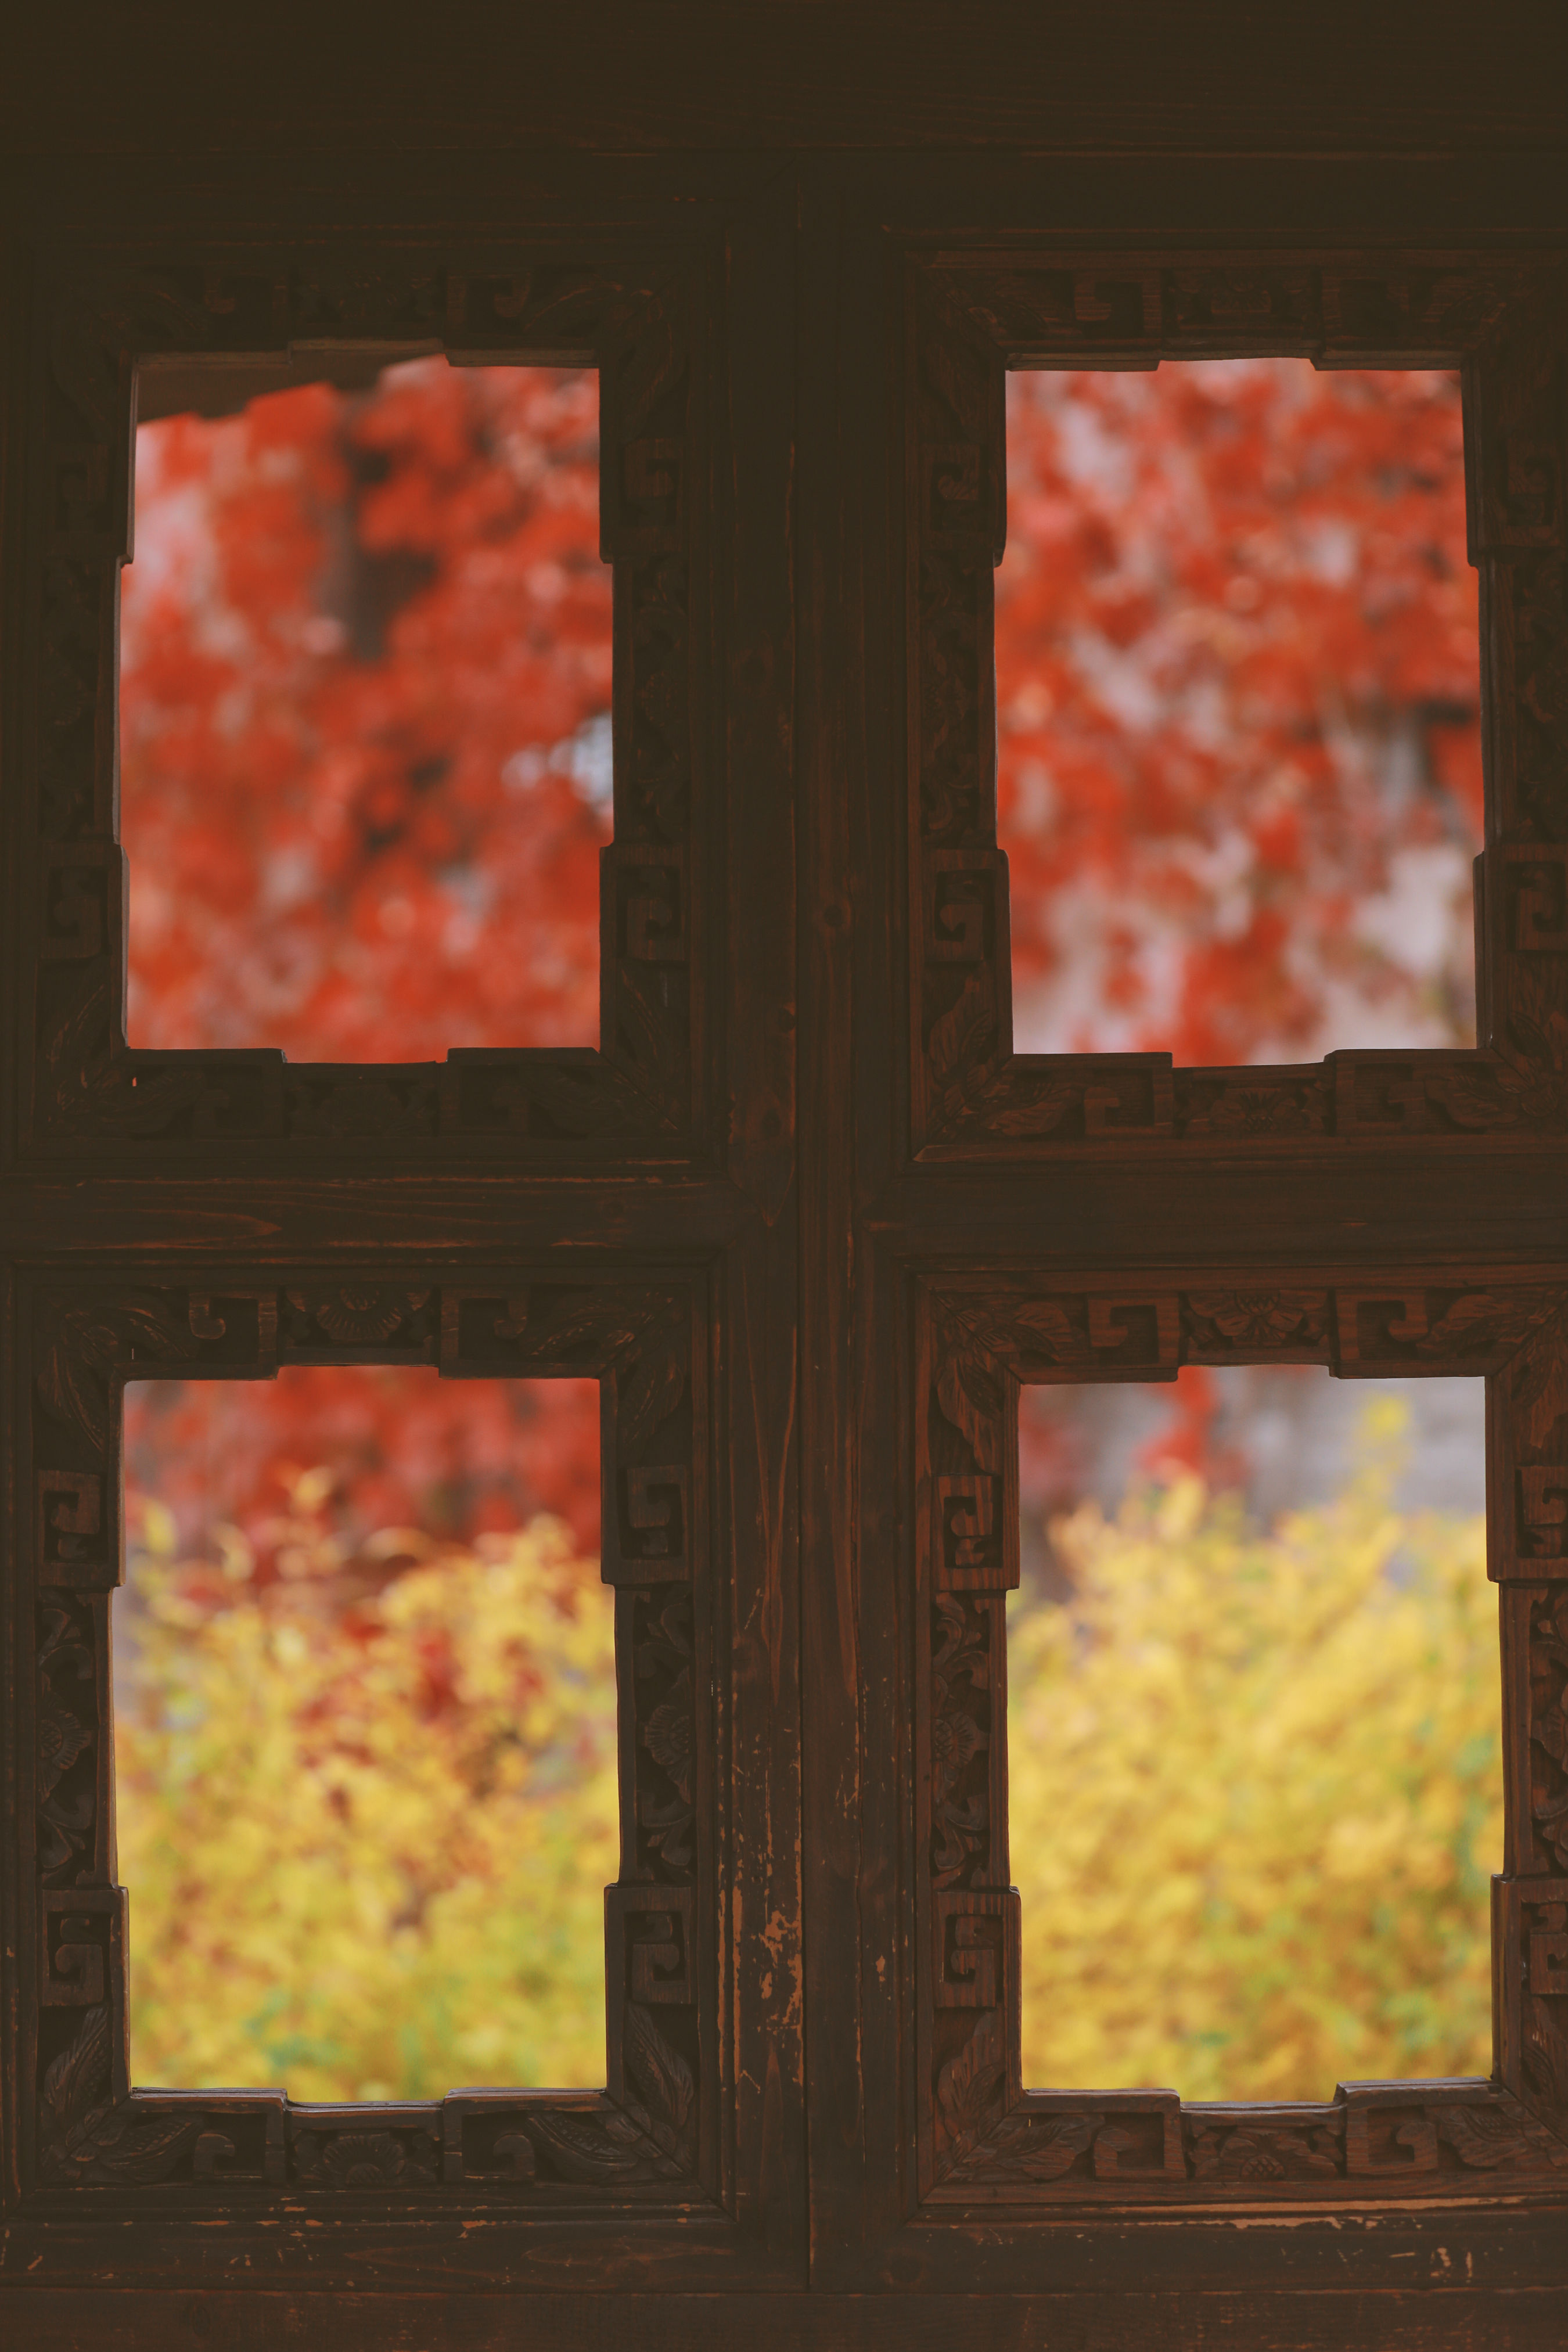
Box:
[121,361,610,1062]
[997,362,1480,1066]
[124,1371,602,1577]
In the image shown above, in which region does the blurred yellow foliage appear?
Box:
[115,1513,617,2101]
[1008,1399,1501,2101]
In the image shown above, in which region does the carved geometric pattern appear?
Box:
[904,253,1568,1154]
[24,1270,715,2204]
[22,250,707,1161]
[915,1272,1568,2200]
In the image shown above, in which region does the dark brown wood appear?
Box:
[17,2284,1568,2352]
[10,9,1568,2344]
[6,3,1568,160]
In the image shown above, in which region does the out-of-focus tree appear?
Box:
[998,363,1480,1064]
[1008,1403,1499,2099]
[117,1498,616,2099]
[124,1370,602,1573]
[121,361,610,1064]
[115,1403,1500,2101]
[119,357,1483,1545]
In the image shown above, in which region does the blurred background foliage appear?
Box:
[1009,1399,1498,2100]
[117,1485,616,2099]
[998,362,1479,1063]
[121,361,609,1062]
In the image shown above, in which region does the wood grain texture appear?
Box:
[8,12,1568,2339]
[5,3,1568,160]
[16,2283,1568,2350]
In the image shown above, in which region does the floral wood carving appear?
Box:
[25,1271,713,2206]
[915,1272,1568,2200]
[38,2003,286,2187]
[26,251,706,1160]
[904,253,1568,1156]
[40,2008,201,2186]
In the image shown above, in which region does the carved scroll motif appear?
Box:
[28,256,702,1157]
[459,2102,687,2189]
[38,2004,287,2187]
[438,1282,697,1589]
[633,1592,698,1878]
[292,2125,441,2188]
[1498,1877,1568,2141]
[931,1595,993,1890]
[934,1889,1016,2010]
[37,1598,99,1885]
[1526,1591,1568,1871]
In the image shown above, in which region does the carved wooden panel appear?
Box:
[23,1268,721,2208]
[21,246,709,1162]
[903,253,1568,1157]
[910,1272,1568,2207]
[8,134,1568,2336]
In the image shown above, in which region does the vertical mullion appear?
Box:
[714,167,807,2264]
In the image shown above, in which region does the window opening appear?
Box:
[114,1369,611,2098]
[997,362,1480,1064]
[1009,1367,1496,2100]
[120,358,612,1062]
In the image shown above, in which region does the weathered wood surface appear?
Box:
[15,2283,1568,2351]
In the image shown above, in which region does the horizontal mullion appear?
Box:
[869,1146,1568,1276]
[0,1175,753,1263]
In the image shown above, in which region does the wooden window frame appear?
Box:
[33,1269,712,2196]
[898,261,1568,2223]
[9,151,1568,2341]
[906,249,1567,1156]
[917,1271,1568,2202]
[2,206,805,2300]
[796,223,1568,2304]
